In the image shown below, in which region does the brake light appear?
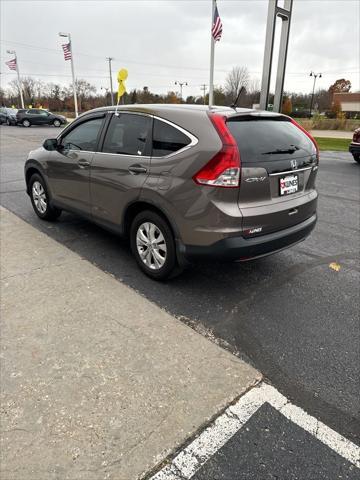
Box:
[193,113,241,188]
[290,118,319,161]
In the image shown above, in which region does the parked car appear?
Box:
[16,109,66,127]
[24,105,319,279]
[0,107,19,125]
[349,127,360,163]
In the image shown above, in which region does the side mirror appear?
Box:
[43,138,58,151]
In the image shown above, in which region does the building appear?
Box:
[333,92,360,113]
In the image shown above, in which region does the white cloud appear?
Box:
[1,0,359,97]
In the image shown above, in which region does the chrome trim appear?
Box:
[150,115,198,159]
[351,141,360,145]
[93,151,150,159]
[56,109,199,159]
[269,166,312,176]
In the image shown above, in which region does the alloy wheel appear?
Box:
[32,181,47,214]
[136,222,167,270]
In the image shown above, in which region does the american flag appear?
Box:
[62,43,72,61]
[5,58,17,71]
[212,3,223,42]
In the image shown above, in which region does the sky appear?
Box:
[0,0,359,99]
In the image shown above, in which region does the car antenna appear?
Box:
[230,86,245,110]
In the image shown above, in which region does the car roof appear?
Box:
[81,103,282,118]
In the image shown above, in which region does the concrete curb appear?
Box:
[0,207,261,480]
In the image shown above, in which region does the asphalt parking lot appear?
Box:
[1,125,359,477]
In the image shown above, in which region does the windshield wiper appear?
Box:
[262,145,299,155]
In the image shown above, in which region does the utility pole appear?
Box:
[309,71,322,117]
[200,84,207,104]
[59,32,78,117]
[106,57,114,105]
[175,81,188,101]
[6,50,24,108]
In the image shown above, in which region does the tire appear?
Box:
[130,210,182,280]
[53,119,61,127]
[22,119,31,127]
[353,154,360,164]
[29,173,62,221]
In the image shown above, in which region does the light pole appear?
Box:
[200,84,207,104]
[309,71,322,117]
[59,32,78,117]
[106,57,114,105]
[175,81,188,101]
[6,49,24,108]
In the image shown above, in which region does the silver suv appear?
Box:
[25,105,318,279]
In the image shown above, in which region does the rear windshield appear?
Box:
[227,116,315,162]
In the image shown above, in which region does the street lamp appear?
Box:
[175,81,188,101]
[59,32,78,117]
[309,71,322,118]
[6,49,24,108]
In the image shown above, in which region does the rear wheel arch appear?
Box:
[123,201,179,241]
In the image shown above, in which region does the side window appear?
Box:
[152,119,191,157]
[39,110,49,116]
[61,117,104,151]
[102,113,151,156]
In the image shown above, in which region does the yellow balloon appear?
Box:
[117,69,128,82]
[117,68,128,98]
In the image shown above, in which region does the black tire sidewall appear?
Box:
[130,211,177,280]
[29,174,60,220]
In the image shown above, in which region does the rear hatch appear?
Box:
[227,114,318,237]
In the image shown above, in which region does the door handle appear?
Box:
[78,159,90,168]
[128,164,147,175]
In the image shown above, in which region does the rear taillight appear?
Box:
[193,113,241,188]
[290,118,319,161]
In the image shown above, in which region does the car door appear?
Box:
[26,109,40,124]
[46,115,105,215]
[37,110,51,125]
[90,112,152,227]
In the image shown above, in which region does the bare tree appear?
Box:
[225,66,250,102]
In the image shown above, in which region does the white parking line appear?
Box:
[150,382,360,479]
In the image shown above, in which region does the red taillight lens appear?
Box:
[193,113,241,188]
[290,118,319,161]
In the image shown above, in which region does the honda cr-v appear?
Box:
[25,105,318,279]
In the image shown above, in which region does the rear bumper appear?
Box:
[183,214,317,261]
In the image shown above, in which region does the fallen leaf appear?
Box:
[329,262,341,272]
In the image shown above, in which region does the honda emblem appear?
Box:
[290,159,298,170]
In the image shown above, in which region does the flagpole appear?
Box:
[7,50,24,108]
[68,34,78,117]
[209,0,216,107]
[59,32,78,118]
[15,53,24,109]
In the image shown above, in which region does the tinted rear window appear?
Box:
[227,117,315,162]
